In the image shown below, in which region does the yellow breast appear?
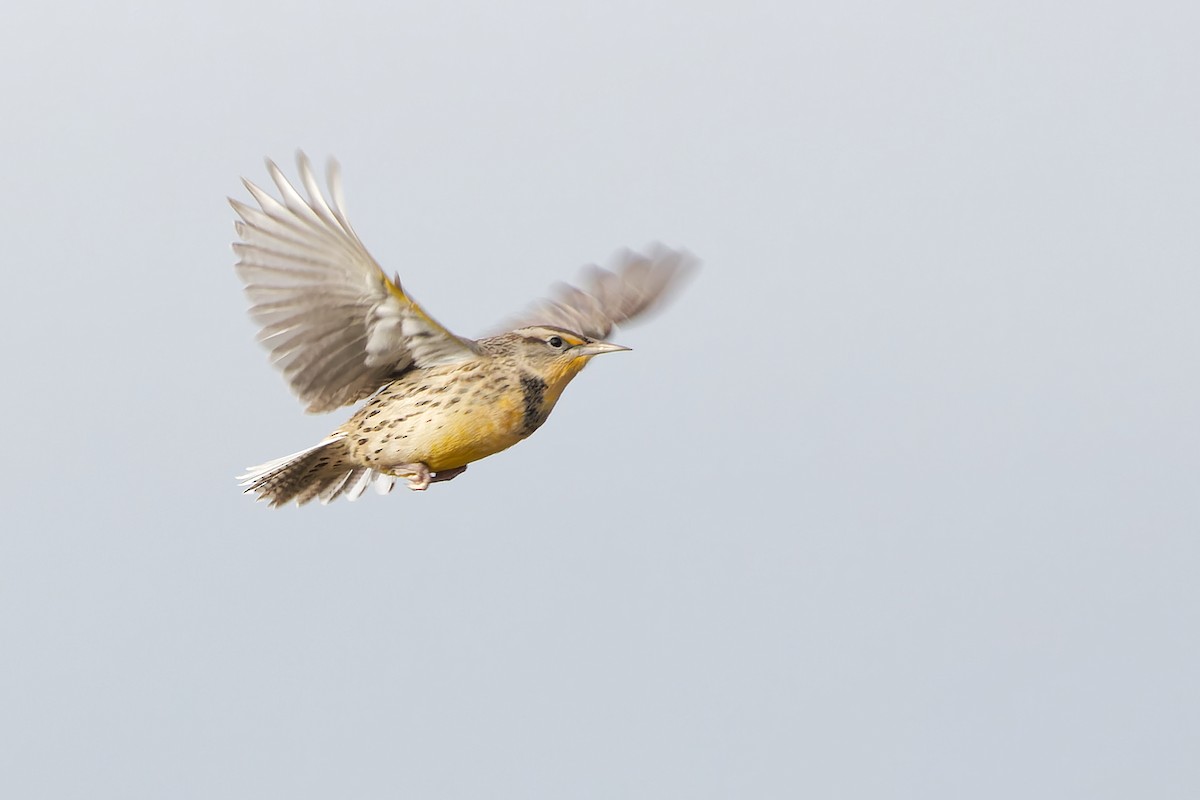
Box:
[421,388,527,472]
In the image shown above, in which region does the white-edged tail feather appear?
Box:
[238,432,397,507]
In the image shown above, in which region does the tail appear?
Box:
[238,432,398,507]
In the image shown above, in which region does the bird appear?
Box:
[232,153,696,506]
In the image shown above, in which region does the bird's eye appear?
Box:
[548,336,564,348]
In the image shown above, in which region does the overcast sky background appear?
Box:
[2,1,1197,797]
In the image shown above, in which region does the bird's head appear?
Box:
[487,325,630,388]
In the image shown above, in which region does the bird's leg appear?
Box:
[430,465,468,484]
[387,462,433,491]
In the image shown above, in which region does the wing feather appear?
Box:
[506,244,698,340]
[232,152,480,413]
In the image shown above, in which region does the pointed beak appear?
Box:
[572,340,632,357]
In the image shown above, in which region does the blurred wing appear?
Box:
[232,153,480,413]
[508,244,699,340]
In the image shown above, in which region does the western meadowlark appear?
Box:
[232,153,696,506]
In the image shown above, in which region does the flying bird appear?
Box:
[232,153,696,506]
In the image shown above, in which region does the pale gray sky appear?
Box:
[2,1,1197,797]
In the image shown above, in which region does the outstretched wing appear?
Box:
[232,153,480,413]
[507,244,699,340]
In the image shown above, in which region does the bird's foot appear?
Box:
[387,463,467,490]
[389,462,432,491]
[430,465,468,484]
